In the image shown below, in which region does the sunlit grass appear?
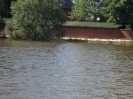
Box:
[3,18,121,28]
[64,21,121,28]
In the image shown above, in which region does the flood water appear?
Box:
[0,39,133,99]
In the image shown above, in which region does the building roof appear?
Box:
[62,0,73,9]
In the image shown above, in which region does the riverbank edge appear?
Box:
[63,37,133,44]
[1,31,133,43]
[1,23,133,43]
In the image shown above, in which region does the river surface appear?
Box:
[0,39,133,99]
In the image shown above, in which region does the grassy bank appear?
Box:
[64,21,121,28]
[2,18,121,28]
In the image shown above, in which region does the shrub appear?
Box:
[8,0,66,40]
[125,24,131,30]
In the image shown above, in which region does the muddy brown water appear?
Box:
[0,39,133,99]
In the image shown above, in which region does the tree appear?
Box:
[0,0,6,30]
[70,0,106,22]
[7,0,66,40]
[105,0,133,29]
[0,0,4,11]
[0,0,16,17]
[0,0,5,17]
[3,0,17,17]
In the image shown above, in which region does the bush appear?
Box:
[8,0,66,41]
[125,24,131,30]
[9,31,27,40]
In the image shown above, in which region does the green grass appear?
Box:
[64,21,121,28]
[3,18,121,28]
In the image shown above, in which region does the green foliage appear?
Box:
[125,24,131,30]
[0,0,17,17]
[0,0,5,17]
[0,0,4,10]
[105,0,133,25]
[70,0,106,22]
[5,21,14,31]
[9,30,21,40]
[8,0,66,40]
[0,17,6,30]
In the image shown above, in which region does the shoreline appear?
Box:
[63,37,133,45]
[1,36,133,42]
[1,36,133,45]
[63,37,133,42]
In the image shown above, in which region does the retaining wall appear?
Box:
[63,26,133,40]
[1,26,133,40]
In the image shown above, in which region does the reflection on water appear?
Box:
[0,39,133,99]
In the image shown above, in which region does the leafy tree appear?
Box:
[0,0,4,10]
[105,0,133,29]
[3,0,16,17]
[0,0,16,17]
[7,0,66,40]
[0,0,6,30]
[70,0,106,22]
[0,0,5,17]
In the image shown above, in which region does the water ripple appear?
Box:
[0,39,133,99]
